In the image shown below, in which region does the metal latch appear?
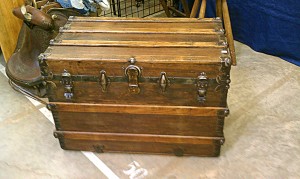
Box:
[99,70,109,92]
[197,72,208,103]
[158,72,170,92]
[60,69,73,100]
[125,58,141,94]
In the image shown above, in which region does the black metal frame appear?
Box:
[100,0,172,17]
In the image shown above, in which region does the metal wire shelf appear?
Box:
[99,0,172,17]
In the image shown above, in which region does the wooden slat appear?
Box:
[216,0,222,18]
[55,32,221,43]
[190,0,201,18]
[167,7,186,17]
[53,40,225,48]
[69,16,219,23]
[45,55,221,65]
[60,28,221,35]
[159,0,171,17]
[46,46,224,62]
[55,131,224,144]
[52,102,225,117]
[57,112,223,136]
[222,0,236,65]
[199,0,207,18]
[69,21,220,30]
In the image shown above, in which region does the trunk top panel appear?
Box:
[42,17,229,64]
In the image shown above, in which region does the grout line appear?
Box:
[0,63,119,179]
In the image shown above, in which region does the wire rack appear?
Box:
[99,0,172,17]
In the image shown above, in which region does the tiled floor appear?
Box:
[0,42,299,178]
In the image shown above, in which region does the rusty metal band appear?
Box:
[51,74,218,85]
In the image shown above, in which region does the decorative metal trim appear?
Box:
[215,54,231,92]
[197,72,209,103]
[125,58,142,94]
[50,74,217,85]
[60,70,73,100]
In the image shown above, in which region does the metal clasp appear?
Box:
[60,69,73,100]
[197,72,208,103]
[158,72,170,92]
[99,70,109,92]
[125,58,141,94]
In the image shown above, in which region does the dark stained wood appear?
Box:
[56,112,224,137]
[56,131,223,143]
[46,59,221,76]
[159,0,171,17]
[62,139,220,156]
[52,102,225,117]
[55,131,223,156]
[48,81,227,107]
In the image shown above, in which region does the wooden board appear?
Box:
[54,131,224,156]
[0,0,24,62]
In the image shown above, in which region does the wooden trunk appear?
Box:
[40,17,232,157]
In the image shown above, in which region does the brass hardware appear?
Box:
[197,72,208,103]
[99,70,109,92]
[60,70,73,100]
[158,72,170,92]
[125,58,141,94]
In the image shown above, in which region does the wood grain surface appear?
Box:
[46,17,231,156]
[55,131,223,156]
[0,0,24,62]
